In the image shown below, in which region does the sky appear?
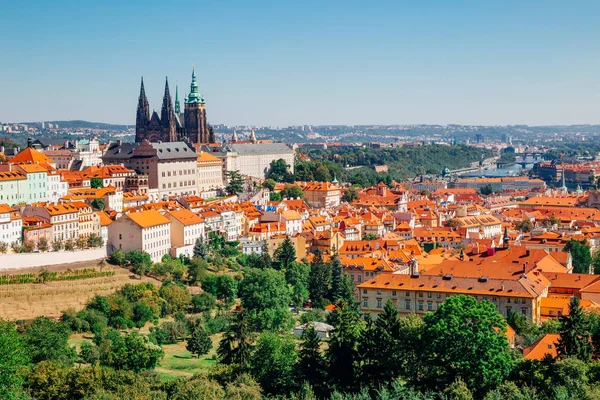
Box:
[0,0,599,127]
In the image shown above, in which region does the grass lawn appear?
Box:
[155,333,222,381]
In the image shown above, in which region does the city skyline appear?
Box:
[1,1,599,126]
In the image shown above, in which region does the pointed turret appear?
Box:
[160,77,177,141]
[135,77,151,142]
[175,85,180,114]
[231,129,238,143]
[250,129,257,143]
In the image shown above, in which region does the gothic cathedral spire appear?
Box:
[135,77,151,143]
[161,77,177,142]
[175,85,180,114]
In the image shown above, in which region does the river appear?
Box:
[459,163,534,178]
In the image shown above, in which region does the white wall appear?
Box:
[0,247,107,270]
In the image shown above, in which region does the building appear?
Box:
[22,216,52,247]
[455,215,502,239]
[357,272,549,323]
[22,203,79,243]
[12,164,49,203]
[108,209,171,262]
[0,170,27,205]
[196,151,224,198]
[0,204,22,246]
[302,182,341,209]
[135,69,214,144]
[102,140,198,201]
[214,143,295,180]
[166,209,205,249]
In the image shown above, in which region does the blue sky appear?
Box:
[1,1,599,126]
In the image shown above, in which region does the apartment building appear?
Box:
[166,209,205,247]
[0,204,22,246]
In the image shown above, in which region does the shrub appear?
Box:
[192,292,217,313]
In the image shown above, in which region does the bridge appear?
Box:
[496,153,543,168]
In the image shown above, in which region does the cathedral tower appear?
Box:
[135,77,151,143]
[160,77,177,142]
[184,68,211,144]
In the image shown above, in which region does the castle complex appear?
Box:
[135,69,214,144]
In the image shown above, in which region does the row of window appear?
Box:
[162,181,196,189]
[161,169,195,177]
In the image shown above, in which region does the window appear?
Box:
[418,291,423,297]
[377,299,382,308]
[363,299,368,307]
[406,292,410,297]
[492,296,497,302]
[521,308,527,316]
[507,298,511,304]
[427,292,432,298]
[376,289,382,295]
[362,289,367,294]
[405,301,411,310]
[392,290,397,296]
[418,301,424,311]
[427,302,433,311]
[437,293,441,299]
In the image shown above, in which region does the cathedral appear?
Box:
[135,69,214,144]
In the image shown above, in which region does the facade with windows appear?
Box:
[357,272,549,323]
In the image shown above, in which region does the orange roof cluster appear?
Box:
[0,171,26,181]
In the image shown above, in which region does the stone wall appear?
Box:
[0,247,107,270]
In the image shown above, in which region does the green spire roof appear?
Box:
[186,68,203,104]
[175,85,180,114]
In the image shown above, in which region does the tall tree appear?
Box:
[296,326,327,397]
[557,296,592,361]
[329,255,343,302]
[250,332,297,395]
[238,268,290,310]
[225,170,244,195]
[274,236,296,270]
[0,320,29,399]
[564,239,592,274]
[360,299,403,385]
[187,325,212,358]
[326,300,362,392]
[308,250,331,309]
[193,238,207,259]
[420,295,513,394]
[217,311,254,370]
[23,317,77,366]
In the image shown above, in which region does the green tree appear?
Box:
[126,250,152,278]
[480,184,493,195]
[192,292,217,312]
[37,237,49,252]
[225,170,244,195]
[87,233,103,248]
[268,159,294,183]
[314,163,331,182]
[274,236,296,270]
[396,313,425,382]
[90,177,103,189]
[281,184,304,199]
[515,218,533,233]
[360,299,403,385]
[362,233,377,241]
[217,311,254,369]
[342,187,358,203]
[193,238,207,259]
[239,268,290,310]
[91,198,105,210]
[326,300,362,392]
[0,320,29,399]
[262,178,277,191]
[420,295,513,394]
[250,332,297,395]
[329,255,343,302]
[296,326,327,397]
[556,296,592,360]
[159,282,192,315]
[170,377,225,400]
[564,239,592,274]
[445,218,461,229]
[187,325,213,358]
[23,317,77,365]
[109,249,126,265]
[270,192,282,202]
[308,250,331,309]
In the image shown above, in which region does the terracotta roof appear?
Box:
[9,147,54,164]
[167,209,204,226]
[523,334,559,360]
[126,209,170,228]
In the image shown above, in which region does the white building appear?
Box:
[166,209,205,248]
[0,205,22,246]
[197,151,224,198]
[221,210,241,240]
[47,170,69,203]
[22,203,79,243]
[107,209,171,262]
[215,143,295,180]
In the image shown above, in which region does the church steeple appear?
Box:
[175,85,180,114]
[135,77,151,143]
[231,129,238,143]
[250,129,257,143]
[160,77,176,141]
[186,68,202,104]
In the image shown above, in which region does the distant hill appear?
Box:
[20,120,131,130]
